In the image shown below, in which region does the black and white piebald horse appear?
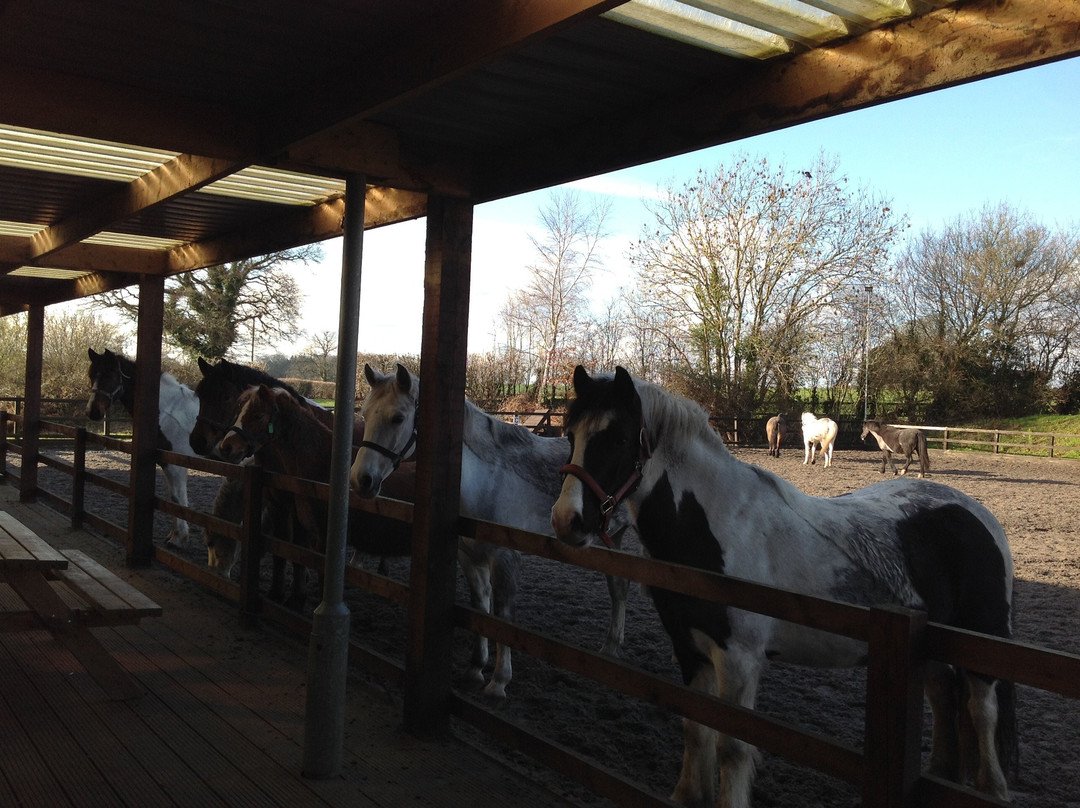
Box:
[86,348,199,548]
[552,366,1016,808]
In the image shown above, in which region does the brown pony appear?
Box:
[861,419,930,478]
[765,414,789,457]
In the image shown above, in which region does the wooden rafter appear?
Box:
[474,0,1080,199]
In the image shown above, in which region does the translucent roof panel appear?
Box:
[0,124,345,207]
[691,0,848,45]
[606,0,918,55]
[604,0,791,59]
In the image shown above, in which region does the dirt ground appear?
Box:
[31,444,1080,808]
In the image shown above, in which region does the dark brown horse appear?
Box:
[861,419,930,478]
[216,384,414,606]
[191,358,378,605]
[765,414,789,457]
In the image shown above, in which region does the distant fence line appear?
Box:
[5,397,1079,460]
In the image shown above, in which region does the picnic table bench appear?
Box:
[0,510,161,699]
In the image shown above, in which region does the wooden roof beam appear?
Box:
[166,187,427,274]
[0,59,256,159]
[276,0,626,171]
[474,0,1080,200]
[22,154,241,268]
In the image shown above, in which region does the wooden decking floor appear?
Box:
[0,484,584,808]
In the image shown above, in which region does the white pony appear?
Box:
[86,348,200,547]
[349,363,634,697]
[801,411,838,468]
[553,366,1016,808]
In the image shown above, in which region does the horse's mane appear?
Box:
[631,375,731,458]
[199,359,308,404]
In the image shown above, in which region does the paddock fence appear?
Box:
[8,397,1080,460]
[2,409,1080,808]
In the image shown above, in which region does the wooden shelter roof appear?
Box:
[1,0,1077,315]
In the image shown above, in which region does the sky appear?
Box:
[268,56,1080,358]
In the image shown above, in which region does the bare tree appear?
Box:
[92,246,320,362]
[889,202,1080,417]
[630,152,905,414]
[503,191,610,404]
[305,330,338,381]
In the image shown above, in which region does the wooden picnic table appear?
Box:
[0,509,161,699]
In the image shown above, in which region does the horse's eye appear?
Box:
[392,414,405,426]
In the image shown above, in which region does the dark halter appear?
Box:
[224,401,279,455]
[357,404,418,471]
[89,356,129,407]
[559,416,652,549]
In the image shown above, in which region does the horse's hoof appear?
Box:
[465,667,486,685]
[483,680,508,699]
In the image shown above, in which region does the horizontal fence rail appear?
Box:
[1,409,1078,808]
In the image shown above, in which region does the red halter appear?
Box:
[559,418,652,549]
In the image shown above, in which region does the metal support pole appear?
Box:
[863,284,872,422]
[302,173,366,778]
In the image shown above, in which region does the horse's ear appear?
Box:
[395,363,411,393]
[88,348,99,361]
[613,366,636,402]
[572,365,591,394]
[364,363,377,387]
[198,357,211,374]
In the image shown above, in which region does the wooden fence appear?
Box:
[2,410,1080,807]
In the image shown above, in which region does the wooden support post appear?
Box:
[404,194,473,737]
[0,410,8,480]
[127,274,164,567]
[72,426,86,529]
[19,305,44,502]
[863,604,926,808]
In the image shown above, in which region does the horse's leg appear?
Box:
[484,548,521,699]
[671,657,720,808]
[900,447,914,476]
[803,440,810,465]
[266,498,289,603]
[458,539,492,686]
[671,638,761,808]
[962,672,1009,799]
[285,499,318,611]
[601,571,630,656]
[925,661,961,781]
[160,464,191,547]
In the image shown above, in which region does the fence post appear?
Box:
[0,410,7,481]
[942,428,949,451]
[240,463,264,629]
[1049,435,1055,459]
[994,431,1000,454]
[863,604,927,808]
[72,427,86,529]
